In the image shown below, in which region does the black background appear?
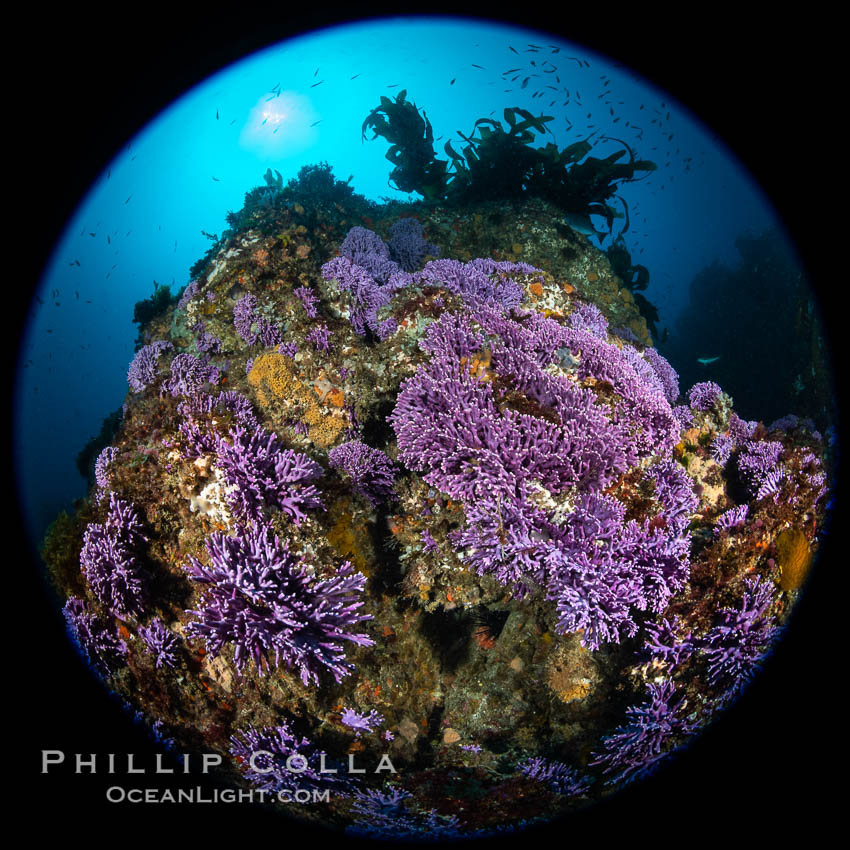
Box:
[11,4,841,844]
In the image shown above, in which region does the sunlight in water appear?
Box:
[239,90,319,157]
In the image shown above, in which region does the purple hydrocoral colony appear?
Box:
[387,217,440,271]
[688,380,723,412]
[568,302,608,338]
[643,347,680,405]
[339,225,400,283]
[185,521,374,683]
[347,787,461,841]
[80,494,147,620]
[233,293,282,346]
[195,329,222,355]
[340,707,384,734]
[714,504,749,535]
[127,341,173,392]
[164,353,219,398]
[94,445,118,492]
[518,756,591,796]
[590,680,697,785]
[230,722,345,794]
[418,257,531,310]
[328,440,398,507]
[306,323,332,352]
[177,280,200,310]
[177,390,259,431]
[138,619,181,669]
[293,285,319,318]
[181,420,323,525]
[728,412,758,444]
[710,433,735,466]
[390,300,688,650]
[703,576,778,697]
[321,254,408,338]
[736,440,784,500]
[64,596,128,675]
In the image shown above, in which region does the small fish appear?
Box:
[314,67,319,77]
[697,357,721,365]
[212,176,220,181]
[509,46,518,54]
[310,80,324,88]
[310,120,322,127]
[216,109,219,120]
[471,63,484,69]
[450,78,456,85]
[350,73,360,80]
[125,195,132,204]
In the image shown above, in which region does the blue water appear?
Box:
[14,16,780,543]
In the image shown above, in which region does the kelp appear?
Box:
[363,91,657,229]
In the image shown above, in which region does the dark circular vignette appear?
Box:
[11,4,841,842]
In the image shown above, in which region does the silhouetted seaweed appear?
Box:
[363,91,657,226]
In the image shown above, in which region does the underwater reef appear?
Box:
[43,164,833,838]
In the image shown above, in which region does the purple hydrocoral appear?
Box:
[590,680,697,786]
[328,440,398,507]
[418,257,530,310]
[321,254,407,338]
[703,576,778,697]
[185,521,373,683]
[736,440,784,500]
[94,445,118,493]
[646,459,699,533]
[306,323,332,352]
[138,619,181,669]
[710,433,735,465]
[517,756,591,796]
[339,225,400,283]
[177,280,200,310]
[341,708,384,734]
[181,420,323,525]
[714,503,749,535]
[568,302,608,338]
[391,302,688,650]
[177,389,259,431]
[643,347,680,405]
[195,329,222,354]
[64,596,128,675]
[79,494,147,620]
[347,787,461,841]
[233,294,281,346]
[294,285,319,318]
[164,353,219,397]
[127,341,173,392]
[230,722,346,794]
[672,404,694,430]
[643,616,697,668]
[728,412,758,444]
[387,217,440,271]
[688,380,723,412]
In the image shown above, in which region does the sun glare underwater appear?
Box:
[19,14,836,839]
